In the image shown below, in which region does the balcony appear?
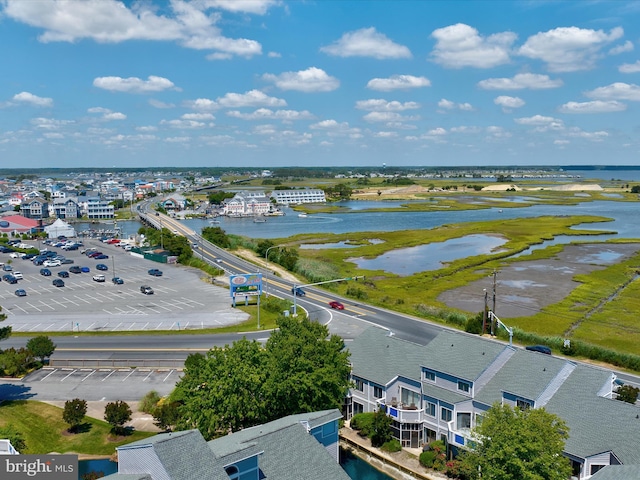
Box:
[380,400,424,424]
[0,439,19,455]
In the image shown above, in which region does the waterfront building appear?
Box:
[347,327,640,479]
[270,188,326,205]
[103,409,349,480]
[221,191,271,217]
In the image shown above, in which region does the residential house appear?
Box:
[50,197,80,219]
[161,194,188,213]
[80,197,115,219]
[270,188,327,205]
[347,327,640,480]
[104,409,349,480]
[19,195,49,219]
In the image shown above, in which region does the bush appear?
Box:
[139,391,161,414]
[465,312,484,334]
[350,412,375,437]
[381,438,401,452]
[419,450,437,468]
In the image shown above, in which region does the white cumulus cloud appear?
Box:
[355,99,420,111]
[518,26,624,72]
[262,67,339,92]
[366,75,431,91]
[438,99,474,111]
[619,61,640,73]
[430,23,516,68]
[217,90,286,108]
[609,40,634,55]
[558,100,627,114]
[12,91,53,107]
[585,82,640,101]
[93,75,177,94]
[494,96,525,111]
[3,0,264,58]
[226,109,314,121]
[320,27,411,59]
[478,73,563,90]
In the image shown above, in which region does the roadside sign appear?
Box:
[229,273,262,297]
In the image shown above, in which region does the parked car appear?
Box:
[148,268,163,276]
[58,271,69,278]
[525,345,552,355]
[43,259,62,267]
[140,285,154,295]
[92,274,106,282]
[13,271,23,280]
[14,289,27,297]
[3,264,13,271]
[40,268,52,276]
[69,266,82,274]
[3,275,18,284]
[96,264,108,271]
[87,251,103,258]
[94,254,109,260]
[52,279,65,287]
[112,277,124,285]
[61,259,74,264]
[80,266,91,273]
[329,301,344,310]
[291,287,306,296]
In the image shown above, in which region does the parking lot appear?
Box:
[12,365,179,401]
[0,238,248,332]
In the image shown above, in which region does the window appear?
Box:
[353,402,364,415]
[224,465,239,479]
[354,378,364,392]
[441,408,452,422]
[517,399,532,410]
[401,388,421,408]
[457,381,470,393]
[590,465,605,475]
[426,402,436,417]
[457,412,471,430]
[373,385,383,398]
[424,370,436,382]
[475,413,485,427]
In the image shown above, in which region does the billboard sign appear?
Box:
[229,273,262,297]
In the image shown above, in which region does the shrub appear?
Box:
[419,450,437,468]
[381,438,401,452]
[139,391,161,414]
[350,412,375,437]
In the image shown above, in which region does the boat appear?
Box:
[209,219,221,224]
[253,217,267,223]
[298,213,308,218]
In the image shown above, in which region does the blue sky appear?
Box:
[1,0,640,169]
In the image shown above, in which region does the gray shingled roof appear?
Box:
[153,429,224,480]
[347,327,426,385]
[545,364,640,464]
[101,475,151,480]
[419,330,507,381]
[474,349,569,405]
[208,409,350,480]
[589,465,640,480]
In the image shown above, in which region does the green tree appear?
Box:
[458,403,572,480]
[153,401,181,432]
[26,335,56,363]
[173,338,268,439]
[616,384,640,404]
[262,316,351,420]
[172,315,351,440]
[104,400,132,435]
[256,239,275,258]
[369,407,393,447]
[0,348,32,377]
[63,398,88,433]
[201,226,231,248]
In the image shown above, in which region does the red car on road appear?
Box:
[329,301,344,310]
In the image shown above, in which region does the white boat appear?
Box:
[253,217,267,223]
[298,213,308,218]
[209,219,221,224]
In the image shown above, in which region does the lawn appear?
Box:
[0,400,156,455]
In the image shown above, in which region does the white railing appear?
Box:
[0,439,19,455]
[382,402,424,423]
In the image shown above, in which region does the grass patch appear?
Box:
[0,401,155,455]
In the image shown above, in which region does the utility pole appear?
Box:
[482,288,488,335]
[490,270,497,336]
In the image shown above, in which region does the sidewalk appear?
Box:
[340,426,447,480]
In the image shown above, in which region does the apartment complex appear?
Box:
[347,327,640,480]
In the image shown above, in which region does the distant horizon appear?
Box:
[2,1,640,167]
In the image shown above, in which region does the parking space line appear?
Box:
[122,370,136,381]
[163,370,175,382]
[73,295,92,304]
[61,297,80,306]
[102,370,116,381]
[26,302,43,312]
[61,369,77,381]
[183,297,205,306]
[82,370,96,381]
[143,371,154,381]
[40,369,58,381]
[48,298,68,309]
